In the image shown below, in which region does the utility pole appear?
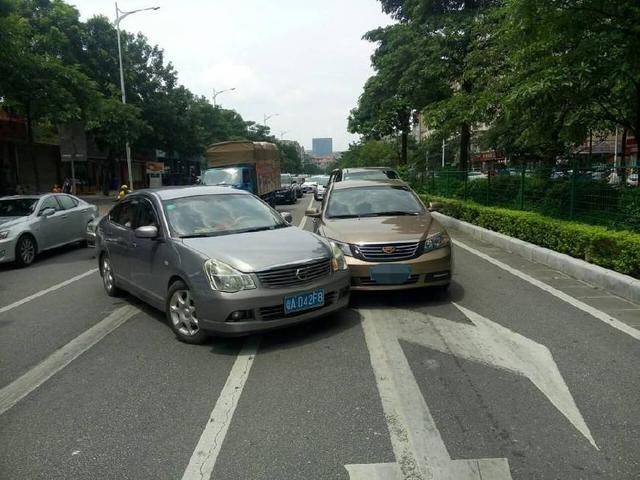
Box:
[442,138,446,168]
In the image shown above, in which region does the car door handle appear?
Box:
[60,214,68,219]
[132,241,138,248]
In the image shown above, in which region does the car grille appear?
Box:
[259,291,337,321]
[256,258,332,288]
[355,241,421,261]
[353,274,420,287]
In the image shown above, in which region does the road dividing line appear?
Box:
[0,268,99,317]
[181,337,260,480]
[298,194,316,231]
[0,305,139,416]
[454,239,640,342]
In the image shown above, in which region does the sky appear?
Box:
[72,0,393,152]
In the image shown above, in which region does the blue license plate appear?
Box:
[369,264,411,284]
[284,289,325,315]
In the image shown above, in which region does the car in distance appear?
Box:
[312,175,330,201]
[306,179,451,291]
[95,186,350,344]
[301,180,318,194]
[328,167,400,184]
[275,173,298,204]
[0,194,98,266]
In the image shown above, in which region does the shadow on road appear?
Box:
[349,280,465,311]
[0,243,94,272]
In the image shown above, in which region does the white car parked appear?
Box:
[0,194,98,266]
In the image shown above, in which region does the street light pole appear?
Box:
[442,138,446,168]
[115,2,159,191]
[263,113,279,127]
[212,87,236,107]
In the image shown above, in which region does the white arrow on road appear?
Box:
[346,303,597,480]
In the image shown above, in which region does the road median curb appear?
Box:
[432,211,640,304]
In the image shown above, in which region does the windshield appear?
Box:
[343,170,398,181]
[202,168,243,186]
[163,194,287,237]
[326,186,424,218]
[310,175,330,186]
[281,174,293,185]
[0,199,37,217]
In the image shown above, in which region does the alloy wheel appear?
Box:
[169,289,199,336]
[102,257,115,292]
[19,237,35,265]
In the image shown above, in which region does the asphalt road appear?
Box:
[1,194,639,480]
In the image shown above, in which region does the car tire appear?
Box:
[100,253,122,297]
[166,280,208,345]
[15,234,37,267]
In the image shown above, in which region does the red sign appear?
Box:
[626,137,638,154]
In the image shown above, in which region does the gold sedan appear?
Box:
[306,179,452,291]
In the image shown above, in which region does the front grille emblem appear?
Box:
[295,268,308,280]
[382,246,397,254]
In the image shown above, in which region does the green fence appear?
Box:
[414,166,640,232]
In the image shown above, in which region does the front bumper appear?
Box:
[194,270,351,335]
[346,246,452,291]
[86,230,96,248]
[0,236,18,264]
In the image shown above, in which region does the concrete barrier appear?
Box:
[432,211,640,304]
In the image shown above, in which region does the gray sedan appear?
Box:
[0,194,98,266]
[95,186,351,344]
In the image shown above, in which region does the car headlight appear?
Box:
[203,259,256,293]
[0,230,10,240]
[330,242,349,271]
[328,239,353,257]
[424,232,450,253]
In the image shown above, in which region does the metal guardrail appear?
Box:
[412,165,640,231]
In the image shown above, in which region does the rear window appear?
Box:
[343,170,399,181]
[58,195,79,210]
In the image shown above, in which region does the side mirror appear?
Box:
[428,201,442,213]
[280,211,293,224]
[40,207,56,217]
[305,208,321,218]
[135,225,159,239]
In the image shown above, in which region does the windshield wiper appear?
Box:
[327,214,362,219]
[362,211,421,217]
[179,233,217,238]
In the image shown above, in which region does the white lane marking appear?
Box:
[0,268,99,317]
[351,307,513,479]
[0,305,139,416]
[454,239,640,342]
[298,194,316,231]
[181,337,260,480]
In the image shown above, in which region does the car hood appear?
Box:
[181,227,332,272]
[0,216,27,229]
[321,213,433,244]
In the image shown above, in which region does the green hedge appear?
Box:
[422,196,640,279]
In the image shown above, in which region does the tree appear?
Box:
[86,96,147,194]
[277,141,303,173]
[0,0,96,191]
[485,0,640,164]
[339,140,399,168]
[349,23,441,165]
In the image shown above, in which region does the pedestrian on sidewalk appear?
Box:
[62,177,72,194]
